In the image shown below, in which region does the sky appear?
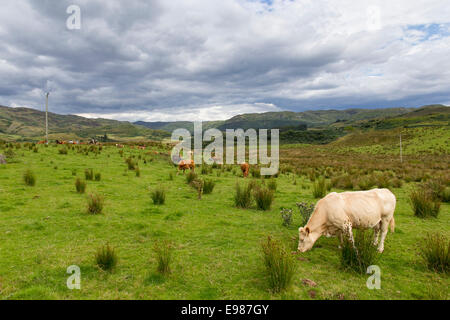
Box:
[0,0,449,122]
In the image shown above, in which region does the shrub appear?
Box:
[296,202,315,226]
[419,233,449,274]
[87,193,104,214]
[340,230,380,274]
[23,169,36,186]
[409,188,440,218]
[280,208,293,227]
[261,236,297,293]
[234,182,253,208]
[254,186,274,211]
[95,173,101,181]
[312,177,327,198]
[203,179,215,194]
[95,244,118,271]
[75,178,86,194]
[85,168,94,181]
[186,171,197,184]
[151,186,166,205]
[267,179,277,191]
[358,176,376,190]
[154,240,173,275]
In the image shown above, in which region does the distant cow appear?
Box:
[138,146,146,150]
[116,144,124,148]
[240,163,250,178]
[178,159,195,173]
[297,189,396,253]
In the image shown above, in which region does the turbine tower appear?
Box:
[45,92,50,144]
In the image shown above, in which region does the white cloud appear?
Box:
[0,0,449,121]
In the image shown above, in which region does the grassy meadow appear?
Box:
[0,128,448,300]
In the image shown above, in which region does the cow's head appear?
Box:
[297,227,315,252]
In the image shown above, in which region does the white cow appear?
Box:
[298,188,396,253]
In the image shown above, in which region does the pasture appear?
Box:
[0,139,448,300]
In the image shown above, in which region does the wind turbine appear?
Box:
[45,91,50,144]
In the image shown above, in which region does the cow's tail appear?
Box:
[389,217,395,233]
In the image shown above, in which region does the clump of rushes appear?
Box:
[75,178,86,194]
[234,182,253,208]
[151,186,166,205]
[340,230,380,274]
[261,236,297,293]
[419,233,449,274]
[254,186,274,211]
[267,179,277,191]
[135,167,140,177]
[71,169,77,176]
[154,240,173,275]
[312,177,327,198]
[85,168,94,181]
[87,193,104,214]
[202,179,215,194]
[59,147,68,155]
[95,173,101,181]
[23,169,36,186]
[186,171,197,184]
[409,188,440,218]
[95,243,118,272]
[126,157,135,170]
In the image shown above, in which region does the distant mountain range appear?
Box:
[0,104,448,143]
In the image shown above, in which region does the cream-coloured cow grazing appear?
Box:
[298,188,396,253]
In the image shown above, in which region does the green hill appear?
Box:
[0,105,169,142]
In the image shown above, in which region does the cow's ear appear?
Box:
[305,227,310,234]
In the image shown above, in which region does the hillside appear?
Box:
[136,107,413,132]
[0,105,169,142]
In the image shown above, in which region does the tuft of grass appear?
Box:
[203,179,215,194]
[151,186,166,205]
[234,182,253,208]
[95,244,118,272]
[340,230,380,274]
[154,240,173,275]
[126,157,136,170]
[85,168,94,181]
[254,186,274,211]
[409,188,440,218]
[312,177,327,198]
[267,179,277,191]
[418,233,449,274]
[95,173,101,181]
[135,167,140,177]
[186,171,197,184]
[190,178,204,199]
[58,148,68,155]
[261,236,297,293]
[23,169,36,186]
[87,193,104,214]
[75,178,86,194]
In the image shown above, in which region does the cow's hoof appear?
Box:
[377,248,384,253]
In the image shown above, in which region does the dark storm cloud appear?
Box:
[0,0,449,121]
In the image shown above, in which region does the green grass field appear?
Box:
[0,143,448,300]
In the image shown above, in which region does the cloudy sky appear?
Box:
[1,0,449,122]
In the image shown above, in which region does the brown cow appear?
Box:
[178,159,195,173]
[240,162,250,178]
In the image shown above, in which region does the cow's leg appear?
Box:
[343,220,354,247]
[377,219,389,253]
[338,231,344,249]
[373,222,381,246]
